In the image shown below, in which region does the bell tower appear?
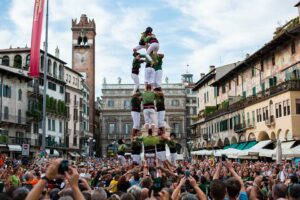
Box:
[71,14,96,133]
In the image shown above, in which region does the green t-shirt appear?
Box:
[118,144,126,152]
[144,34,157,43]
[153,55,163,71]
[140,136,160,147]
[142,91,155,105]
[167,140,176,149]
[10,175,19,188]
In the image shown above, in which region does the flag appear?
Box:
[29,0,45,77]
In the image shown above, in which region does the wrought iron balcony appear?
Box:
[265,115,275,127]
[234,124,246,133]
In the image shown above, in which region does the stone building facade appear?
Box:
[191,4,300,151]
[100,83,187,156]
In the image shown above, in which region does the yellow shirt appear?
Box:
[109,179,118,193]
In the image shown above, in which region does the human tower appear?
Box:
[116,27,177,168]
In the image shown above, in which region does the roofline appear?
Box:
[192,70,215,91]
[295,1,300,7]
[0,65,31,81]
[64,66,83,77]
[211,23,300,86]
[0,48,67,65]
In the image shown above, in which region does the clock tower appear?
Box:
[71,14,96,133]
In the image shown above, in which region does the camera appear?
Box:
[58,160,69,175]
[221,155,226,162]
[184,170,190,178]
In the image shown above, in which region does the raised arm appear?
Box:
[171,177,186,200]
[189,176,207,200]
[225,160,245,192]
[213,162,222,180]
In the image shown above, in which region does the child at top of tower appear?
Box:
[132,52,147,93]
[133,27,159,66]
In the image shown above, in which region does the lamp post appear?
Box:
[87,137,95,157]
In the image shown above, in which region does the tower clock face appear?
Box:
[74,50,89,68]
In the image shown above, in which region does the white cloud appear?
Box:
[0,0,298,97]
[164,0,297,79]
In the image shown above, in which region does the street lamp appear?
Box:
[87,137,95,157]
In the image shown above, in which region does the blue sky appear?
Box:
[0,0,297,97]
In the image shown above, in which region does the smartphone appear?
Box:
[221,155,226,162]
[184,170,190,178]
[58,160,69,175]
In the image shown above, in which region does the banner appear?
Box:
[29,0,45,77]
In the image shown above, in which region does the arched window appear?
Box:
[53,62,57,77]
[40,55,44,71]
[18,89,22,101]
[59,64,63,80]
[14,55,22,68]
[25,54,30,69]
[83,36,88,45]
[78,36,82,45]
[47,59,52,75]
[2,55,9,66]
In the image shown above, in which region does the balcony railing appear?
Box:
[0,114,27,125]
[203,133,209,141]
[265,115,275,126]
[234,124,246,133]
[205,80,300,121]
[8,137,31,145]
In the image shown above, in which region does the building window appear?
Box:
[287,100,290,115]
[173,123,180,134]
[252,67,256,77]
[4,106,9,119]
[296,99,300,114]
[73,137,77,146]
[228,81,231,90]
[48,82,56,91]
[252,87,256,96]
[47,59,52,75]
[272,54,275,66]
[59,121,62,133]
[40,55,44,71]
[260,60,264,72]
[74,109,78,121]
[52,120,55,131]
[18,109,21,123]
[278,103,282,117]
[243,91,246,98]
[3,85,11,98]
[53,62,57,77]
[171,100,180,106]
[33,123,39,134]
[236,76,239,85]
[14,55,22,68]
[252,111,255,124]
[25,54,30,69]
[60,86,64,94]
[108,123,116,134]
[2,55,9,66]
[124,100,131,110]
[275,103,279,118]
[48,119,51,131]
[262,107,266,121]
[18,89,22,101]
[124,123,131,135]
[291,41,296,54]
[229,118,233,129]
[283,100,287,116]
[219,120,228,132]
[108,100,114,107]
[222,84,226,93]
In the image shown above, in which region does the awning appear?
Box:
[46,149,60,156]
[237,140,272,157]
[260,141,295,158]
[68,152,81,157]
[191,149,213,156]
[79,152,88,157]
[8,145,22,152]
[272,143,300,158]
